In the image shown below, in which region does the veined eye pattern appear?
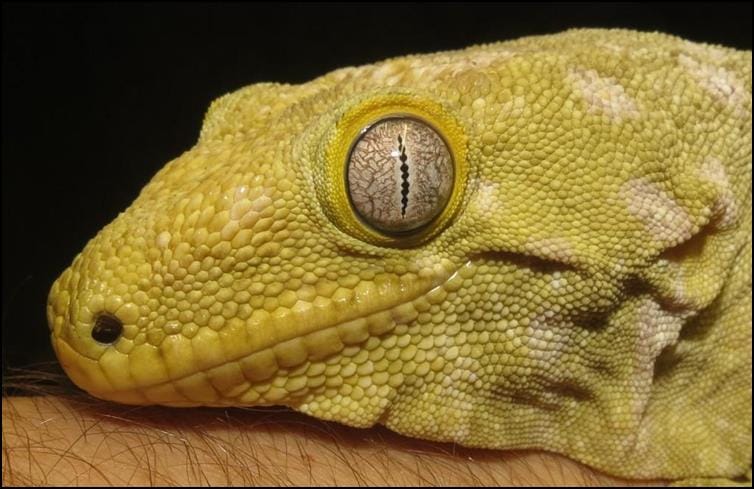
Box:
[346,117,454,233]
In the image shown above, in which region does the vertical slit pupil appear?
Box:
[398,135,410,217]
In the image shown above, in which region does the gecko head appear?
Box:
[45,50,571,408]
[47,32,732,430]
[46,64,487,406]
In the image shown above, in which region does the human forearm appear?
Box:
[2,396,661,486]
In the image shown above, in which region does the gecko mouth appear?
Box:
[54,259,463,406]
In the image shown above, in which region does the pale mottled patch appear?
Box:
[597,41,625,55]
[611,257,630,276]
[679,54,750,117]
[629,298,686,444]
[437,382,474,441]
[637,298,685,359]
[455,69,492,100]
[527,313,567,364]
[680,40,730,64]
[567,68,640,121]
[491,95,527,124]
[369,48,514,86]
[632,419,662,474]
[465,49,515,69]
[411,256,456,283]
[156,231,172,249]
[699,157,739,229]
[415,48,515,79]
[470,181,505,219]
[327,66,358,84]
[620,178,696,246]
[369,60,409,86]
[655,258,690,309]
[524,236,575,264]
[550,272,567,290]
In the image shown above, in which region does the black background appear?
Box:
[2,3,751,375]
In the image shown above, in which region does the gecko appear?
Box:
[47,29,752,484]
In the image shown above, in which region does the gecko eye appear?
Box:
[346,117,454,234]
[91,313,123,344]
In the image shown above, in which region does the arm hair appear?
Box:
[2,370,664,486]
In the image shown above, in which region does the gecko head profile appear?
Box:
[45,57,477,407]
[47,29,751,482]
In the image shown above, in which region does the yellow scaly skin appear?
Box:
[48,29,751,482]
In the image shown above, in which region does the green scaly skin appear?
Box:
[48,29,752,483]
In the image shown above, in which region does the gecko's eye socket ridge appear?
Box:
[346,117,454,234]
[91,313,123,344]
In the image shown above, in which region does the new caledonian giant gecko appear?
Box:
[47,29,752,483]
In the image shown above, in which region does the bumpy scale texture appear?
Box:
[48,29,751,483]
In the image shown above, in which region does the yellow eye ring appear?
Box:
[320,92,468,247]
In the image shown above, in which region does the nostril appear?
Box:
[92,313,123,344]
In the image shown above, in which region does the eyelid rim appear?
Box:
[321,92,469,247]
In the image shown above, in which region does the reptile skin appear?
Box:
[48,29,751,483]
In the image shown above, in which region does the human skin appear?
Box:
[2,395,662,486]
